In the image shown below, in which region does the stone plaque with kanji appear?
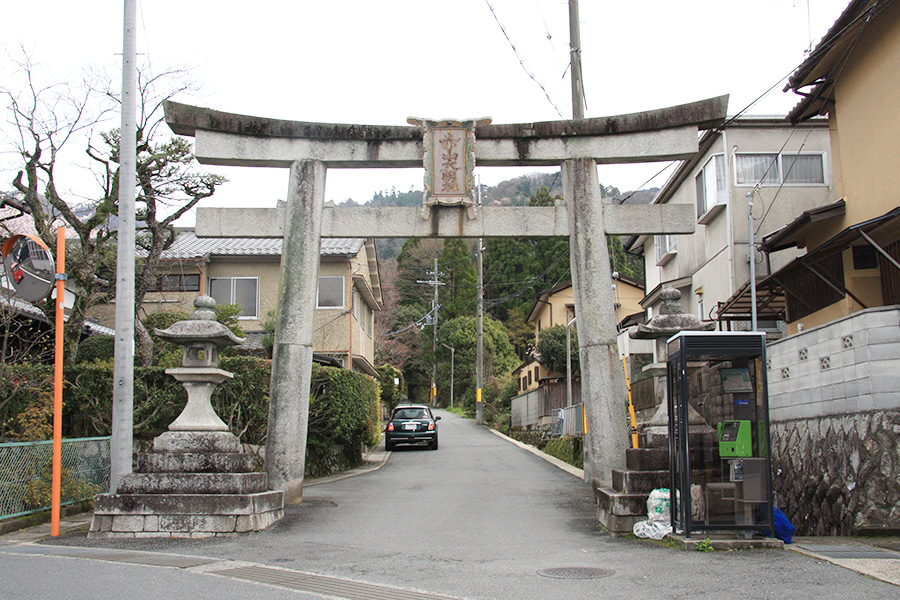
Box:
[409,117,490,218]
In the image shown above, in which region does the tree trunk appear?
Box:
[134,317,154,367]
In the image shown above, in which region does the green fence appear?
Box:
[0,437,110,520]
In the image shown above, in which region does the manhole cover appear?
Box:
[537,567,615,580]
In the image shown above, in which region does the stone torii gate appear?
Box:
[164,96,727,502]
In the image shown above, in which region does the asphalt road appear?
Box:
[5,409,899,599]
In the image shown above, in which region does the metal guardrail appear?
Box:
[0,436,110,520]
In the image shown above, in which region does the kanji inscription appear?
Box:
[408,117,490,219]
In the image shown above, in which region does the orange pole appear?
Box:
[51,227,65,536]
[622,355,639,449]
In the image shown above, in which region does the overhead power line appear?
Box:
[484,0,565,119]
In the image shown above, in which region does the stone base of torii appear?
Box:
[159,97,728,519]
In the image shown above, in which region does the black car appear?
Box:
[385,404,440,451]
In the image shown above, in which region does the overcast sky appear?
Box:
[1,0,850,224]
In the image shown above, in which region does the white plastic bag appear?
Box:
[633,519,672,540]
[646,488,671,522]
[633,488,673,540]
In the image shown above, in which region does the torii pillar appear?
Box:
[164,96,728,501]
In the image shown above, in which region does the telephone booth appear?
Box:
[666,331,773,538]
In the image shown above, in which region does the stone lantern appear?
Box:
[89,296,284,538]
[597,287,717,534]
[154,295,244,432]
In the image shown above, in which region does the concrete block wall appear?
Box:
[511,390,541,429]
[766,306,900,534]
[767,306,900,420]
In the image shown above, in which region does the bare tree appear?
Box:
[2,49,225,364]
[2,49,116,362]
[87,65,225,364]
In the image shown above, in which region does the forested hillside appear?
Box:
[367,171,650,417]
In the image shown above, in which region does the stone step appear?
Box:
[153,431,242,454]
[625,447,714,471]
[93,490,283,516]
[595,486,647,517]
[597,506,644,535]
[90,508,284,537]
[626,447,668,471]
[641,429,717,449]
[612,469,669,494]
[117,472,268,495]
[137,452,259,474]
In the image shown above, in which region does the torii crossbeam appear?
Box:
[164,96,727,500]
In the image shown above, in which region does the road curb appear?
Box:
[487,428,585,480]
[303,443,390,488]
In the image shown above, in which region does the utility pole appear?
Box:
[418,259,443,405]
[475,182,485,425]
[748,191,758,331]
[569,0,585,119]
[111,0,137,493]
[441,342,455,408]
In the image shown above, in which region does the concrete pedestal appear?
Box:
[89,431,283,538]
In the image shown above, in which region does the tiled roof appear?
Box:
[158,231,364,260]
[0,294,115,336]
[320,238,365,256]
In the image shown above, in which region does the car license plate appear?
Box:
[403,423,417,431]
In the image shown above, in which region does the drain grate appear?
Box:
[87,553,216,568]
[217,565,465,600]
[44,548,215,569]
[798,545,900,560]
[537,567,615,580]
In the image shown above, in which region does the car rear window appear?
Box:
[393,408,429,420]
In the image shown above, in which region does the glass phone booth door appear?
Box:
[666,331,774,538]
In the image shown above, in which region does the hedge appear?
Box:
[1,360,382,472]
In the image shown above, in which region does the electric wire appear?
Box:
[484,0,565,119]
[753,127,815,235]
[721,0,884,132]
[612,162,678,205]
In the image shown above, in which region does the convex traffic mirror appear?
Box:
[2,234,55,301]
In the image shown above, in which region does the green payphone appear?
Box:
[718,420,752,457]
[717,367,755,457]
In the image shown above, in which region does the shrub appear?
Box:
[23,463,101,510]
[542,436,584,469]
[5,357,381,480]
[377,364,404,413]
[536,325,579,375]
[309,365,381,450]
[75,335,115,364]
[1,364,53,439]
[214,356,271,444]
[143,310,190,366]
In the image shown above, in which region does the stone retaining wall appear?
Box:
[770,408,900,535]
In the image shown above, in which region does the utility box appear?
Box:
[666,331,774,538]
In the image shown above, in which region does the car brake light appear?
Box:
[387,423,394,431]
[428,422,435,431]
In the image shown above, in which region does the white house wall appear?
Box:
[646,120,832,322]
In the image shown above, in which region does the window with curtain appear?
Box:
[735,154,780,186]
[782,153,825,184]
[209,277,259,318]
[317,276,345,308]
[147,273,201,292]
[736,153,825,186]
